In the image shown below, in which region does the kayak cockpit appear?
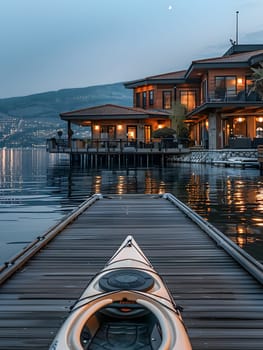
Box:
[80,302,162,349]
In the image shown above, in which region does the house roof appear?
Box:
[185,50,263,79]
[60,104,170,121]
[124,70,187,88]
[223,44,263,56]
[124,46,263,87]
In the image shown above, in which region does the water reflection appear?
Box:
[0,148,263,264]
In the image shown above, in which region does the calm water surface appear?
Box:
[0,148,263,264]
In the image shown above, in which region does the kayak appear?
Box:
[49,235,192,350]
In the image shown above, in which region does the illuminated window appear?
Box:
[215,76,236,99]
[127,126,137,141]
[180,90,196,111]
[144,125,151,143]
[233,117,246,136]
[162,91,172,109]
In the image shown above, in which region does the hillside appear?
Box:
[0,82,132,120]
[0,82,132,147]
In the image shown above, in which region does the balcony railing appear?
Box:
[46,137,185,153]
[207,90,262,103]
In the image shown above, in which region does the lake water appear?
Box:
[0,148,263,265]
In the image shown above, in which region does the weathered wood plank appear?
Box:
[0,194,262,350]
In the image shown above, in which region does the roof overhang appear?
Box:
[185,101,263,121]
[60,114,170,121]
[123,70,188,88]
[185,62,249,79]
[124,78,186,89]
[59,104,171,123]
[249,53,263,66]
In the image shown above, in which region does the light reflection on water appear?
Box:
[0,148,263,264]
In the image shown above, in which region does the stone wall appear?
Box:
[174,149,258,163]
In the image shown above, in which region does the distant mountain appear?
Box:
[0,82,133,147]
[0,82,132,120]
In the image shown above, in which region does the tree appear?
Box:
[170,102,189,140]
[250,62,263,99]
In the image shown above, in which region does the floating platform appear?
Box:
[213,157,259,168]
[0,194,263,349]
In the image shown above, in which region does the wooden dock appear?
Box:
[0,194,263,349]
[47,139,190,167]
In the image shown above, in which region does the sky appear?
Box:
[1,0,263,99]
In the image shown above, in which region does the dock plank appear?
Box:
[0,194,262,349]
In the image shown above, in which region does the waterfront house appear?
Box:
[50,44,263,154]
[125,44,263,150]
[59,104,171,149]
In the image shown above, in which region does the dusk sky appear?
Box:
[1,0,263,98]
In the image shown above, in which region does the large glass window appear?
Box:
[127,126,137,141]
[215,76,236,99]
[162,91,172,109]
[233,117,246,137]
[180,90,196,111]
[100,125,116,140]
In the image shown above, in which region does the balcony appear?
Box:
[207,90,261,103]
[186,89,263,121]
[46,137,190,154]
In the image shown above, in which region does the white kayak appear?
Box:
[49,235,192,350]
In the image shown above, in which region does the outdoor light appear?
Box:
[94,125,100,131]
[157,124,163,129]
[237,78,243,85]
[117,124,122,130]
[257,117,263,123]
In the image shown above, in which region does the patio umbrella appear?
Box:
[152,127,177,138]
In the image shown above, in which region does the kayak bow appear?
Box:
[49,235,192,350]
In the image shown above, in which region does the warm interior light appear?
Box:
[235,117,245,123]
[257,117,263,123]
[94,125,100,131]
[158,124,163,129]
[117,124,122,130]
[237,78,243,85]
[205,120,209,128]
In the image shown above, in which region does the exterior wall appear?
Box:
[90,118,171,142]
[207,68,252,99]
[134,84,174,110]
